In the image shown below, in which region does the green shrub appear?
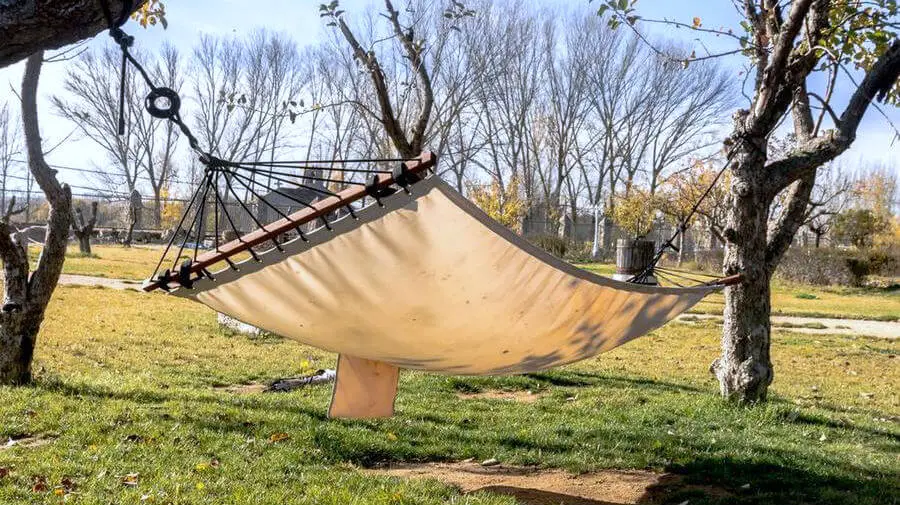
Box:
[564,241,598,263]
[529,234,568,258]
[777,247,899,287]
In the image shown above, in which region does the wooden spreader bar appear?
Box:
[143,151,436,292]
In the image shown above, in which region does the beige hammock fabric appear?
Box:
[171,176,719,417]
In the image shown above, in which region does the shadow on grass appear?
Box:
[660,457,900,505]
[28,372,899,504]
[471,485,627,505]
[32,375,330,423]
[448,369,709,395]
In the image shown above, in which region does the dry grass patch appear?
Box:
[455,390,545,403]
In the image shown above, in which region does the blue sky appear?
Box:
[0,0,896,195]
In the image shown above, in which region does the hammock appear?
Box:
[142,152,739,418]
[94,7,739,418]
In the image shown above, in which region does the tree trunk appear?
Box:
[0,53,73,386]
[0,312,42,384]
[676,231,685,267]
[123,220,136,247]
[712,148,774,402]
[78,234,92,255]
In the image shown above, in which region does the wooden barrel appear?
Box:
[615,239,656,276]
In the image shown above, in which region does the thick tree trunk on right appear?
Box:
[711,135,775,402]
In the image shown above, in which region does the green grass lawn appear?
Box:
[0,286,896,504]
[29,245,165,281]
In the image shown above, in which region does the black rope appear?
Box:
[653,270,684,288]
[228,163,365,190]
[628,140,743,284]
[654,267,712,286]
[210,174,246,255]
[228,170,333,230]
[150,174,207,280]
[213,171,220,252]
[239,157,413,165]
[220,169,282,252]
[227,163,343,197]
[172,178,209,273]
[235,161,392,174]
[192,176,212,263]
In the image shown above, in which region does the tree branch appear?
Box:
[752,0,813,118]
[765,39,900,196]
[383,0,433,154]
[766,169,815,270]
[335,15,414,156]
[20,52,72,307]
[0,0,140,68]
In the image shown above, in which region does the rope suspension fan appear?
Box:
[98,2,742,418]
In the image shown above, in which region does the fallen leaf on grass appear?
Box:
[32,475,48,493]
[61,477,76,492]
[268,432,290,443]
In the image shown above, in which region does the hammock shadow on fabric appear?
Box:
[144,152,739,418]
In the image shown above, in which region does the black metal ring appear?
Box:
[145,87,181,119]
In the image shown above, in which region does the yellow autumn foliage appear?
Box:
[467,175,526,233]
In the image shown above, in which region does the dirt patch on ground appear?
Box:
[367,461,730,504]
[212,383,268,394]
[1,434,57,451]
[456,390,544,403]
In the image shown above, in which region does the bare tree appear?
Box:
[52,46,147,197]
[191,30,306,164]
[322,0,435,159]
[72,201,99,254]
[0,53,73,384]
[0,103,22,213]
[467,2,546,223]
[603,0,900,401]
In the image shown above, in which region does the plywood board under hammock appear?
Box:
[160,173,720,418]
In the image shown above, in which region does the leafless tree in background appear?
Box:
[133,44,182,226]
[190,29,306,204]
[0,103,23,214]
[52,46,147,197]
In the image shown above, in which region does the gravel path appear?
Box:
[678,314,898,339]
[58,274,143,291]
[56,274,897,339]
